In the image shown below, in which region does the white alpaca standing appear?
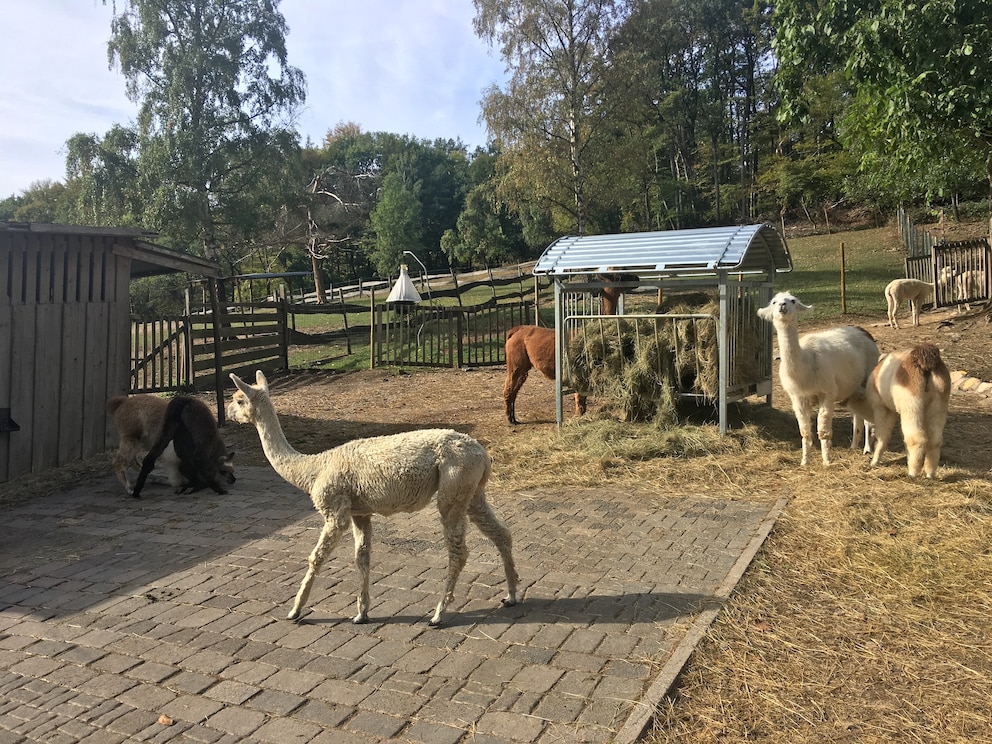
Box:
[226,370,519,627]
[846,344,951,478]
[884,278,932,328]
[758,292,879,467]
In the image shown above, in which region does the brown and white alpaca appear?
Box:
[846,343,951,478]
[130,395,235,498]
[758,292,879,467]
[503,325,587,425]
[106,395,185,494]
[884,278,932,329]
[227,370,519,627]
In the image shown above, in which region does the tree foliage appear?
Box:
[774,0,992,210]
[104,0,307,265]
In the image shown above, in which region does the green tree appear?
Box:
[774,0,992,223]
[105,0,307,264]
[367,171,424,277]
[474,0,634,236]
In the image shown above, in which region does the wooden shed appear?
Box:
[0,222,220,483]
[532,224,793,434]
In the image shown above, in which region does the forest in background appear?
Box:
[2,0,990,313]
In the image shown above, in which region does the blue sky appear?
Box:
[0,0,506,197]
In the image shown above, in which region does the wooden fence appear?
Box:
[129,270,546,393]
[372,300,531,368]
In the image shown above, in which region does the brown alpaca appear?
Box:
[130,396,235,498]
[847,343,951,478]
[503,325,587,425]
[106,395,185,494]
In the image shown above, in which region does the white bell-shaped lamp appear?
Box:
[386,264,422,307]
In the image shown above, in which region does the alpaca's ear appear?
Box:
[230,373,252,396]
[796,300,813,312]
[757,305,773,321]
[255,370,269,392]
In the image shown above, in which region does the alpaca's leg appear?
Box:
[289,513,348,621]
[922,410,948,478]
[574,393,587,416]
[468,496,519,609]
[816,402,836,466]
[887,296,898,328]
[113,441,139,493]
[870,410,898,467]
[350,515,372,624]
[903,426,927,478]
[430,505,469,627]
[790,397,815,466]
[911,298,920,327]
[504,368,530,425]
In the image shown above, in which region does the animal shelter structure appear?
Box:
[0,222,220,483]
[532,224,793,434]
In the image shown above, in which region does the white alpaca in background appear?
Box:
[758,292,879,467]
[227,370,519,627]
[884,278,932,328]
[846,343,951,478]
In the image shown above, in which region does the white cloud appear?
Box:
[0,0,506,197]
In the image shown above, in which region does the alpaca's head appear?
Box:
[227,370,270,424]
[757,292,812,326]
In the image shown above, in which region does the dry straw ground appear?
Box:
[4,300,992,743]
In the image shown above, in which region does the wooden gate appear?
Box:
[130,316,193,393]
[130,302,288,395]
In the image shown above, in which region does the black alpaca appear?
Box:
[130,396,235,498]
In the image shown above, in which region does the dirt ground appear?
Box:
[217,301,992,474]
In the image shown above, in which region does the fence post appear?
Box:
[209,278,226,425]
[278,297,289,371]
[839,242,847,314]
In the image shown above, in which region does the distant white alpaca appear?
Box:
[227,370,519,627]
[884,278,932,328]
[954,269,987,304]
[758,292,879,467]
[846,344,951,478]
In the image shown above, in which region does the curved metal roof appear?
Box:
[532,224,792,276]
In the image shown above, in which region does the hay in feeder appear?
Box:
[565,297,763,425]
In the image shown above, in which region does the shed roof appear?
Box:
[0,221,222,279]
[532,224,791,277]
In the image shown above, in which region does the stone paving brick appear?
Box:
[243,689,306,716]
[204,706,268,738]
[203,679,259,705]
[308,678,376,707]
[476,710,546,742]
[343,709,407,739]
[403,719,468,744]
[0,471,778,744]
[164,671,216,696]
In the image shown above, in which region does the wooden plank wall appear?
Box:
[0,231,130,482]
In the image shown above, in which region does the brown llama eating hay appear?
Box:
[503,325,587,425]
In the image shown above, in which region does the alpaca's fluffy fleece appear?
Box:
[954,269,987,303]
[227,370,519,627]
[846,343,951,478]
[503,325,586,424]
[758,292,879,467]
[106,394,184,494]
[884,278,932,329]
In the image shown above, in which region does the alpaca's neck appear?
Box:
[774,321,809,376]
[252,398,320,493]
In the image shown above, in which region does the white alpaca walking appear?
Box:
[758,292,879,467]
[884,278,932,328]
[227,370,519,626]
[846,343,951,478]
